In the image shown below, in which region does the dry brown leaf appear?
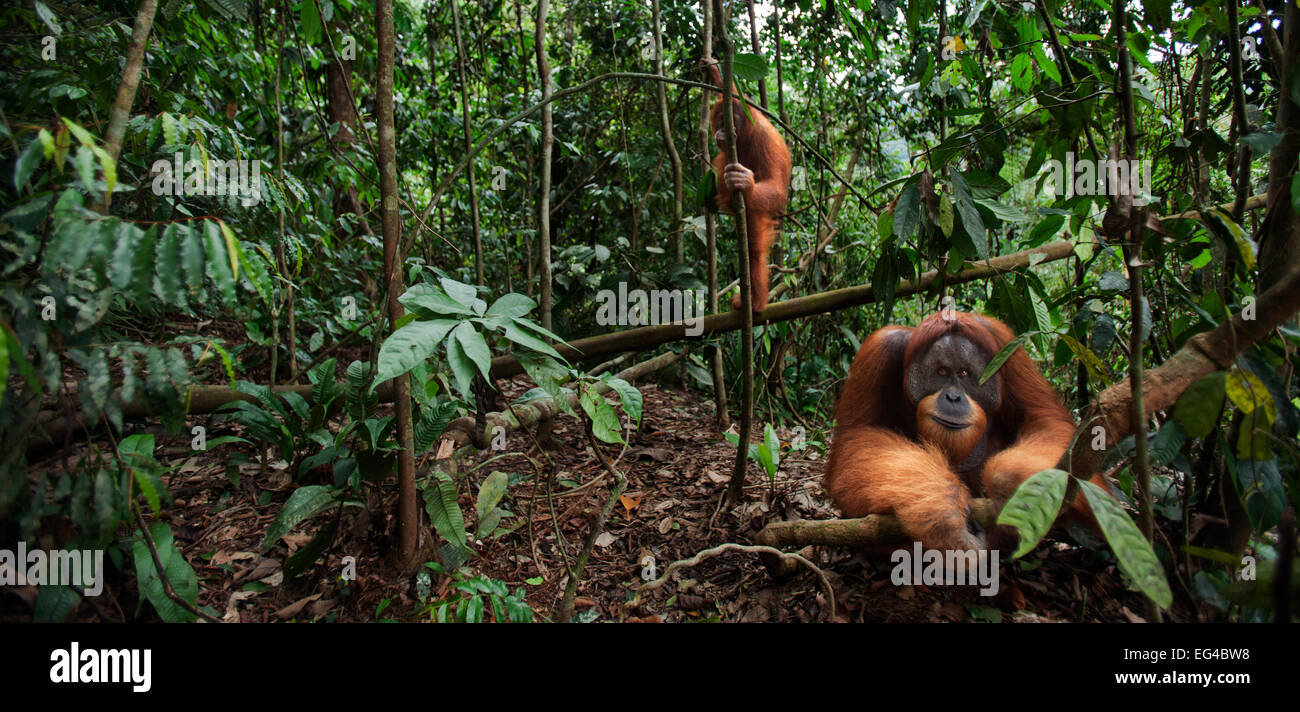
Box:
[282,533,312,552]
[619,494,641,515]
[275,593,322,619]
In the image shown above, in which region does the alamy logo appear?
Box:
[890,542,1000,596]
[1042,151,1153,205]
[595,283,705,336]
[151,152,262,206]
[49,642,151,692]
[0,542,104,596]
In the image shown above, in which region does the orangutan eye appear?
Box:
[937,366,949,376]
[958,368,969,378]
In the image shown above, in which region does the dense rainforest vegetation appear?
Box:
[1,0,1298,625]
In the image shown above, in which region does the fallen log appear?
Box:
[489,239,1078,378]
[754,499,999,550]
[752,500,999,578]
[443,348,685,446]
[29,383,396,455]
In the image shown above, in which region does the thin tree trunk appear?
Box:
[99,0,158,210]
[273,13,296,381]
[376,0,419,569]
[775,4,786,125]
[536,0,555,332]
[699,0,728,429]
[1114,0,1152,620]
[747,0,768,109]
[652,0,685,263]
[718,0,754,505]
[1260,0,1300,291]
[451,0,485,285]
[1227,0,1253,219]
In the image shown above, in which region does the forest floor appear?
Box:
[23,361,1182,624]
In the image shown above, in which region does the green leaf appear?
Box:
[502,319,561,358]
[300,0,322,44]
[1030,44,1060,83]
[13,137,44,191]
[1149,420,1186,468]
[476,471,509,521]
[440,277,480,309]
[937,194,954,237]
[1025,214,1064,247]
[156,223,186,306]
[373,318,458,388]
[283,518,339,580]
[695,169,717,208]
[487,293,537,319]
[892,179,921,239]
[580,388,624,444]
[447,335,478,402]
[414,400,458,452]
[181,221,206,299]
[236,241,274,306]
[424,471,470,554]
[1225,368,1275,423]
[400,283,474,316]
[1081,480,1172,609]
[133,522,197,622]
[73,145,95,194]
[1009,52,1033,93]
[260,485,340,551]
[997,469,1069,558]
[514,351,572,416]
[731,52,769,81]
[452,322,493,381]
[204,220,237,305]
[128,226,158,303]
[977,332,1033,385]
[598,375,643,426]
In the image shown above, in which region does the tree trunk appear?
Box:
[376,0,419,569]
[451,0,485,285]
[718,0,755,505]
[536,0,555,332]
[99,0,158,210]
[652,0,685,263]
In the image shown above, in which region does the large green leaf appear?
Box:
[580,387,624,444]
[373,318,458,388]
[996,469,1068,558]
[598,375,642,426]
[487,293,537,318]
[892,180,921,239]
[1080,480,1172,609]
[977,332,1034,385]
[400,283,474,317]
[1172,372,1225,438]
[133,522,198,622]
[453,322,493,382]
[156,223,186,306]
[423,471,469,555]
[414,400,459,452]
[502,319,561,359]
[260,485,340,551]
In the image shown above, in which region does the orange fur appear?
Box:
[824,312,1099,551]
[704,62,790,313]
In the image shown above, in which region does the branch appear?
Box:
[627,542,836,622]
[489,239,1078,378]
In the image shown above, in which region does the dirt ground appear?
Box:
[16,368,1183,624]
